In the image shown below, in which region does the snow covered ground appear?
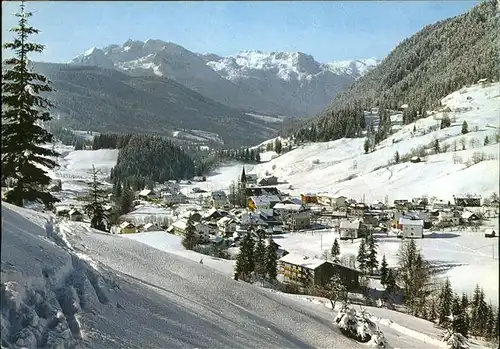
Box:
[4,202,490,349]
[1,202,366,349]
[270,225,499,305]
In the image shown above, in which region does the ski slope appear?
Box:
[2,202,363,349]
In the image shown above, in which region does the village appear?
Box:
[48,164,499,294]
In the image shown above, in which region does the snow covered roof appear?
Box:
[217,216,235,225]
[171,219,188,231]
[279,253,326,270]
[143,222,157,229]
[120,221,135,229]
[138,189,154,196]
[398,217,424,226]
[68,208,82,216]
[250,195,280,207]
[273,203,303,211]
[461,211,478,219]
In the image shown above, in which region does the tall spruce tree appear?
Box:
[182,215,198,250]
[234,231,255,281]
[357,238,367,272]
[253,233,267,278]
[380,254,389,286]
[451,294,468,337]
[331,238,340,263]
[265,237,278,281]
[366,234,379,274]
[83,165,109,231]
[2,2,60,208]
[439,278,454,327]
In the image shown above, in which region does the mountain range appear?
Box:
[71,41,378,117]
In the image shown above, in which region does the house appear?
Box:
[410,156,422,163]
[398,217,424,239]
[47,179,62,192]
[279,254,360,290]
[454,194,481,207]
[484,228,496,238]
[211,190,230,209]
[245,173,258,184]
[257,176,278,186]
[248,195,280,210]
[394,199,410,208]
[317,194,347,208]
[461,211,480,222]
[54,205,71,218]
[120,221,137,234]
[273,203,305,215]
[339,220,361,240]
[246,186,281,198]
[167,219,209,241]
[138,189,158,200]
[68,208,83,222]
[163,192,188,205]
[350,203,369,217]
[203,207,223,221]
[301,193,318,204]
[143,222,159,232]
[217,216,237,236]
[370,201,386,210]
[438,211,461,226]
[331,210,348,218]
[192,176,206,182]
[284,212,311,231]
[412,197,429,207]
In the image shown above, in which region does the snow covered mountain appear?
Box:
[71,40,378,117]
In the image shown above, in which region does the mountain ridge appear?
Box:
[71,40,379,117]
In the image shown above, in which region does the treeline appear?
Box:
[214,148,261,163]
[287,0,499,143]
[48,122,91,150]
[91,132,133,150]
[110,134,196,188]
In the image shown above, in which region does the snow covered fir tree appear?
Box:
[1,1,60,208]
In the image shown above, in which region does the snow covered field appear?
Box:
[270,226,499,305]
[4,202,490,349]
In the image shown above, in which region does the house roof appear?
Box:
[279,253,327,270]
[138,189,154,196]
[273,203,303,211]
[461,211,478,219]
[250,195,280,207]
[398,217,424,226]
[454,193,481,199]
[143,222,157,229]
[171,219,188,231]
[120,221,135,229]
[217,216,235,225]
[68,208,81,216]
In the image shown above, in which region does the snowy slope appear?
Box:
[1,202,364,349]
[251,82,500,203]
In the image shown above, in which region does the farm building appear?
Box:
[454,194,481,207]
[258,176,278,186]
[68,208,83,222]
[120,221,137,234]
[143,222,159,232]
[211,190,230,209]
[339,220,361,240]
[138,189,158,200]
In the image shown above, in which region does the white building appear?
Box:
[398,217,424,238]
[339,220,361,240]
[217,216,237,235]
[211,190,230,209]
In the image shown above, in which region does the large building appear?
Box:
[279,253,361,291]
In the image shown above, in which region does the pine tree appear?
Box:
[182,215,198,250]
[484,135,489,146]
[234,231,255,282]
[428,298,437,322]
[438,278,453,327]
[461,121,469,135]
[253,233,267,278]
[484,303,495,340]
[385,268,397,295]
[120,185,134,215]
[380,254,389,286]
[265,237,278,280]
[2,2,60,208]
[433,139,440,154]
[364,138,370,154]
[394,151,400,164]
[327,274,348,310]
[83,165,109,231]
[357,238,367,273]
[331,238,340,263]
[274,139,282,154]
[366,234,378,274]
[451,294,468,337]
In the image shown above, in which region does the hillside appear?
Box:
[31,62,278,147]
[253,82,500,204]
[288,0,499,140]
[71,40,378,117]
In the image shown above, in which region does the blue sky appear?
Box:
[2,1,480,63]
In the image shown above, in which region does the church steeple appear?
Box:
[241,166,247,183]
